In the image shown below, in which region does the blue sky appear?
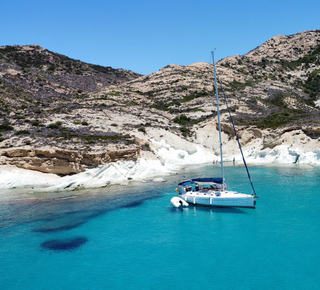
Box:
[1,0,319,75]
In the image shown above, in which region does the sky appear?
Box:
[1,0,319,75]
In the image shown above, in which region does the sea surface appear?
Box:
[1,163,320,289]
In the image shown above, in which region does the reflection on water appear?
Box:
[168,204,248,215]
[188,204,248,214]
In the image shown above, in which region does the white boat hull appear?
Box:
[171,196,189,208]
[180,190,256,208]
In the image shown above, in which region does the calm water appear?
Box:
[1,164,320,289]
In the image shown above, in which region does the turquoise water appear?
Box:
[1,164,320,289]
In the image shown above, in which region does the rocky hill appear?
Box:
[0,44,140,110]
[1,30,320,174]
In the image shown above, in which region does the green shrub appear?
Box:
[31,120,41,126]
[15,130,30,135]
[123,100,138,105]
[303,70,320,105]
[107,91,121,96]
[182,91,209,103]
[279,45,320,70]
[173,114,192,125]
[253,112,293,129]
[151,99,181,112]
[180,126,192,137]
[143,143,151,151]
[138,127,146,133]
[229,79,254,91]
[47,121,62,129]
[0,124,14,132]
[270,92,288,108]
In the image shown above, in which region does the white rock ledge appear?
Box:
[0,138,319,191]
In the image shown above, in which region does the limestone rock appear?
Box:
[302,126,320,138]
[263,134,282,148]
[219,122,235,135]
[0,147,140,175]
[239,130,254,145]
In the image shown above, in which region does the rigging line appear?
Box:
[110,163,129,177]
[260,197,273,209]
[217,76,257,197]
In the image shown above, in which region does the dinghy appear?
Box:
[171,196,189,208]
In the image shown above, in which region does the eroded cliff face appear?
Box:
[0,147,140,175]
[1,122,319,175]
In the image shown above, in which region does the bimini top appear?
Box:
[178,177,223,187]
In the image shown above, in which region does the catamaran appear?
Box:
[172,51,257,208]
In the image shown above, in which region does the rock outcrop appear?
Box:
[262,134,282,149]
[0,147,140,175]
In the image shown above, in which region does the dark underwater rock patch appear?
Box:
[33,210,104,233]
[41,236,88,252]
[123,200,144,208]
[33,220,85,233]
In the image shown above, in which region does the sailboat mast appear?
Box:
[212,51,225,191]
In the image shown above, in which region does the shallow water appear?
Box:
[1,164,320,289]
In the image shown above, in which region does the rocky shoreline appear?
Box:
[1,121,320,193]
[1,122,319,179]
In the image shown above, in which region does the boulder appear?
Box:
[238,128,263,145]
[219,122,235,135]
[262,134,282,148]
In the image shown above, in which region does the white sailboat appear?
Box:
[173,51,257,208]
